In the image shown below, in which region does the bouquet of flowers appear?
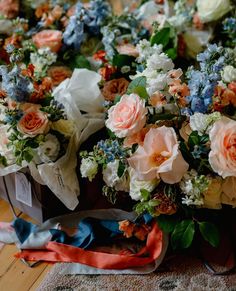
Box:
[80,29,236,249]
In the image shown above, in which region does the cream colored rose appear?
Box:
[197,0,231,23]
[221,176,236,207]
[202,177,222,209]
[80,158,98,182]
[222,66,236,84]
[51,119,74,138]
[129,168,159,201]
[209,117,236,178]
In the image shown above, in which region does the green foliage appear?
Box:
[0,155,7,167]
[113,54,135,68]
[134,189,160,216]
[198,221,220,248]
[117,161,126,178]
[127,76,149,100]
[157,214,180,233]
[171,219,195,249]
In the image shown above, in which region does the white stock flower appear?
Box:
[190,112,221,136]
[197,0,231,23]
[80,157,98,182]
[136,39,162,63]
[129,168,159,201]
[38,134,60,163]
[103,160,129,192]
[221,65,236,83]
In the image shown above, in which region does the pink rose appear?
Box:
[32,30,62,53]
[128,126,189,184]
[0,0,19,19]
[209,117,236,178]
[17,110,50,137]
[105,94,147,138]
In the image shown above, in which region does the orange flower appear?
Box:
[4,34,22,49]
[32,30,62,53]
[149,91,167,107]
[99,65,116,81]
[30,77,53,102]
[228,82,236,94]
[123,126,155,148]
[21,64,35,78]
[119,220,135,238]
[169,79,189,107]
[35,3,50,18]
[102,78,129,101]
[213,85,236,110]
[48,66,72,86]
[93,50,107,63]
[17,110,50,137]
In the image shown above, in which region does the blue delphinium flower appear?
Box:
[186,44,226,113]
[0,65,33,102]
[223,17,236,34]
[97,140,127,163]
[63,0,111,50]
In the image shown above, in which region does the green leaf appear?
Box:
[188,131,200,147]
[132,86,149,100]
[157,215,179,233]
[165,48,177,60]
[171,220,195,249]
[127,76,149,100]
[73,55,91,69]
[148,199,160,207]
[140,188,150,201]
[198,222,220,248]
[199,134,209,144]
[127,76,147,93]
[112,54,135,68]
[150,27,170,47]
[117,161,125,178]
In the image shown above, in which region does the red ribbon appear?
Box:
[15,222,163,269]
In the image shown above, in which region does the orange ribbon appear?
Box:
[15,222,163,269]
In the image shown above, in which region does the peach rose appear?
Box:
[128,127,189,184]
[20,103,41,113]
[102,78,129,101]
[221,176,236,206]
[209,117,236,178]
[48,66,72,86]
[116,44,139,57]
[106,93,147,138]
[17,110,50,137]
[32,30,62,53]
[0,0,19,19]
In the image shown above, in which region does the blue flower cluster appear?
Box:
[186,44,225,113]
[97,139,127,163]
[223,17,236,34]
[0,65,32,102]
[63,0,111,50]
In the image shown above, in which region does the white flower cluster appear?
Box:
[30,47,57,78]
[132,40,177,96]
[180,170,209,206]
[190,112,221,136]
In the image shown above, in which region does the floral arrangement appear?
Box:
[0,0,235,250]
[80,30,236,249]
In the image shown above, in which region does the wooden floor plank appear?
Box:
[28,265,52,291]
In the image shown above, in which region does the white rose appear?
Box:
[80,157,98,182]
[183,29,212,59]
[103,160,129,192]
[129,168,159,201]
[197,0,231,23]
[51,119,75,138]
[38,134,60,163]
[221,65,236,83]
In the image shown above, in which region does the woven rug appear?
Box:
[37,254,236,291]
